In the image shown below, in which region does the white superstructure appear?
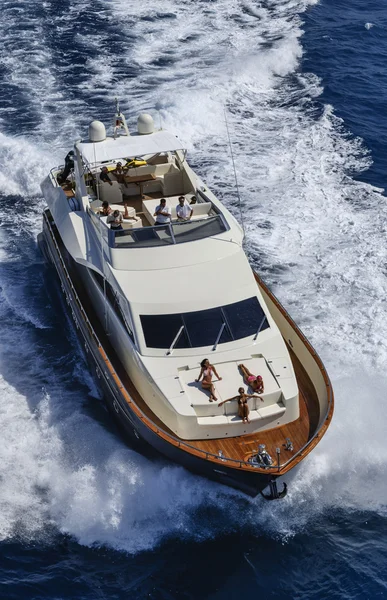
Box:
[41,108,299,441]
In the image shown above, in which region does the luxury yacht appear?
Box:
[38,104,334,499]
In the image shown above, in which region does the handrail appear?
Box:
[87,207,227,249]
[166,325,185,356]
[49,165,64,186]
[253,314,267,341]
[212,323,226,352]
[43,208,332,474]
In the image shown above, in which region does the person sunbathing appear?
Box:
[239,364,264,393]
[195,358,222,402]
[218,387,263,424]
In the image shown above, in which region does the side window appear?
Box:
[114,291,135,343]
[90,270,134,342]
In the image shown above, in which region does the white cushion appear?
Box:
[122,216,142,229]
[258,402,286,419]
[197,415,229,426]
[96,181,123,204]
[227,409,262,424]
[162,172,185,196]
[142,198,212,225]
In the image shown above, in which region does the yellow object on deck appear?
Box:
[125,158,147,169]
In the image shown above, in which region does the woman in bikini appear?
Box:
[196,358,222,402]
[218,387,263,424]
[239,364,264,394]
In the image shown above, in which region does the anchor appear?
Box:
[260,479,288,500]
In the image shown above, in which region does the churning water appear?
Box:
[0,0,387,597]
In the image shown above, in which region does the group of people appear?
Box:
[195,359,265,424]
[100,164,127,187]
[154,196,196,225]
[100,163,197,228]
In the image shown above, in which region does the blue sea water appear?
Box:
[0,0,387,598]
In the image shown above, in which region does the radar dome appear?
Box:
[89,120,106,142]
[137,113,154,135]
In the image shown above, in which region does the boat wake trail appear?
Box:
[0,0,386,553]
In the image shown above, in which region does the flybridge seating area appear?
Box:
[83,152,229,247]
[49,109,235,249]
[90,154,190,203]
[50,146,230,247]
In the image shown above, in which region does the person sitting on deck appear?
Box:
[100,166,113,186]
[154,198,171,225]
[107,209,123,231]
[99,200,112,216]
[239,364,264,394]
[190,196,197,205]
[101,202,133,221]
[113,162,127,187]
[176,196,193,221]
[218,387,264,424]
[195,358,222,402]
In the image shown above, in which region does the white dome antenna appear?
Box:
[89,121,106,143]
[137,113,154,135]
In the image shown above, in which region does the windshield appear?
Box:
[140,297,269,349]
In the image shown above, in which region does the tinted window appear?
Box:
[141,314,190,349]
[183,308,232,347]
[223,297,268,339]
[140,296,269,349]
[90,269,134,340]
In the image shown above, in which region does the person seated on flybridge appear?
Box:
[99,200,136,231]
[107,210,124,231]
[176,196,193,221]
[218,387,264,424]
[154,199,171,224]
[100,166,113,185]
[99,201,134,220]
[99,201,112,216]
[113,162,127,187]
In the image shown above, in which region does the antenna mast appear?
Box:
[113,97,130,138]
[224,106,245,240]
